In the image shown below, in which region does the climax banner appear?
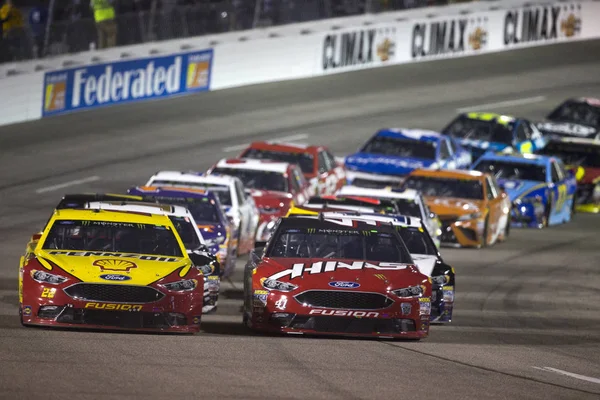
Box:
[42,49,213,116]
[321,25,397,74]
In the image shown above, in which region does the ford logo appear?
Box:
[100,274,131,281]
[328,281,360,289]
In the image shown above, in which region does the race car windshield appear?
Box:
[445,116,514,145]
[395,226,437,256]
[211,167,288,192]
[403,176,484,200]
[42,220,184,257]
[548,101,600,127]
[268,228,412,263]
[536,142,600,168]
[473,160,546,182]
[393,199,422,217]
[361,136,437,160]
[241,148,315,174]
[168,216,201,250]
[148,180,232,206]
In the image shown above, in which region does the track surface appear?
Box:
[1,40,600,399]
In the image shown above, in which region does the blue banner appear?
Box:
[42,49,213,117]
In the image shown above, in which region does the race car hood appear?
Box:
[344,152,436,176]
[410,254,438,277]
[536,121,597,138]
[497,179,547,201]
[258,257,425,289]
[424,196,483,217]
[37,249,191,286]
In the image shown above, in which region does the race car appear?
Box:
[403,169,511,248]
[79,201,221,313]
[314,212,455,323]
[19,208,204,333]
[336,185,442,249]
[535,137,600,213]
[125,187,236,276]
[238,141,347,196]
[206,158,311,242]
[442,112,546,159]
[344,128,472,188]
[145,171,260,255]
[242,214,432,339]
[472,151,576,228]
[536,97,600,139]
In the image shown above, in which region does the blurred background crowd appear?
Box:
[0,0,478,63]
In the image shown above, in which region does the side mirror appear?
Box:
[429,212,437,219]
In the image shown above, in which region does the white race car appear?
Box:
[145,171,260,255]
[83,201,221,314]
[336,185,442,248]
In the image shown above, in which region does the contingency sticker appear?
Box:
[419,297,431,316]
[443,286,454,302]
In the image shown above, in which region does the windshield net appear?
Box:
[361,136,436,159]
[211,167,288,192]
[42,220,183,257]
[445,116,514,145]
[536,142,600,168]
[404,176,484,200]
[393,198,423,218]
[267,227,412,263]
[149,180,232,206]
[548,101,600,127]
[473,160,547,182]
[168,216,201,250]
[396,226,437,256]
[241,148,314,174]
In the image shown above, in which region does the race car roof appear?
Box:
[147,171,236,187]
[127,186,217,199]
[279,214,400,233]
[307,195,397,210]
[214,158,290,174]
[577,97,600,107]
[464,112,516,125]
[336,185,419,201]
[50,208,175,225]
[245,140,320,153]
[544,137,600,147]
[287,204,377,216]
[84,201,193,218]
[409,168,485,180]
[375,128,443,143]
[56,193,144,209]
[476,151,552,166]
[319,211,423,228]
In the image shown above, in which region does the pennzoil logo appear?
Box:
[93,259,137,272]
[85,303,143,311]
[560,13,581,38]
[468,27,488,50]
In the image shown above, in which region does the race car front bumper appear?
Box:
[247,289,430,339]
[439,217,484,248]
[510,198,545,228]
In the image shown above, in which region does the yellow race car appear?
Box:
[19,208,206,333]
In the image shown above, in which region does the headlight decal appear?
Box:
[161,279,198,292]
[260,277,298,292]
[30,270,68,285]
[391,285,423,298]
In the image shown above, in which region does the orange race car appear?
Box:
[402,169,511,248]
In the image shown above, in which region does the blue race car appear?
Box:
[126,186,238,277]
[344,128,472,188]
[443,112,547,159]
[471,151,576,228]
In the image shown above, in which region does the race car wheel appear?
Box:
[502,213,510,240]
[543,202,551,228]
[18,306,25,326]
[481,216,490,248]
[571,193,577,215]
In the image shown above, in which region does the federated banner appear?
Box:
[42,49,213,117]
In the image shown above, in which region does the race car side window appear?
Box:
[290,169,302,192]
[234,180,246,204]
[439,140,451,160]
[485,177,496,199]
[550,162,561,183]
[318,152,329,174]
[522,122,533,139]
[515,123,528,142]
[324,151,337,169]
[446,137,456,156]
[490,176,502,196]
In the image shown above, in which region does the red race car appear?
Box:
[242,214,432,339]
[238,141,347,196]
[207,158,312,242]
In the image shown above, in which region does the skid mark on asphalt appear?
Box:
[379,341,600,397]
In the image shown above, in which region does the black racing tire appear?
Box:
[503,213,510,240]
[543,202,551,228]
[482,215,490,247]
[571,193,577,215]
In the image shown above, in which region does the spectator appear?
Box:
[90,0,117,49]
[1,0,28,61]
[28,0,48,57]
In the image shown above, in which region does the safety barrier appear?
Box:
[0,0,598,127]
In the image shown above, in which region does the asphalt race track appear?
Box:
[1,40,600,400]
